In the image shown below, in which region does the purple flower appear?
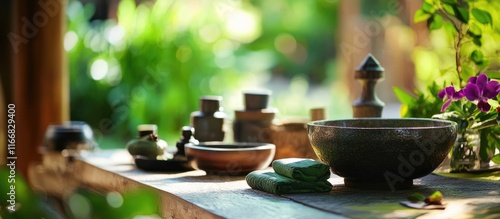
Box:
[438,85,464,111]
[463,73,500,112]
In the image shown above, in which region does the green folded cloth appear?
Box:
[272,158,330,182]
[246,170,333,195]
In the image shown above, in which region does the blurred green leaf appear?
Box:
[492,154,500,164]
[479,129,491,161]
[472,36,482,46]
[414,9,432,22]
[485,71,500,79]
[443,21,458,37]
[423,2,436,13]
[470,50,484,65]
[471,8,492,25]
[441,0,457,4]
[429,14,444,30]
[462,66,476,81]
[468,23,482,37]
[453,5,469,23]
[425,191,443,205]
[442,3,456,16]
[407,193,426,203]
[393,87,416,105]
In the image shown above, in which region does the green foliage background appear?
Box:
[67,0,339,147]
[398,0,500,118]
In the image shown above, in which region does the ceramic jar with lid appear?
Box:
[126,124,167,159]
[43,121,97,151]
[233,91,277,143]
[190,96,226,142]
[175,126,199,158]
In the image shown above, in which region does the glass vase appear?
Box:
[450,129,479,172]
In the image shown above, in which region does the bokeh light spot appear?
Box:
[108,25,126,46]
[68,193,91,218]
[199,24,221,43]
[225,9,260,43]
[64,31,78,51]
[106,191,124,208]
[91,59,108,80]
[274,33,297,55]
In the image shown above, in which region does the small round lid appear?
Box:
[243,90,271,111]
[137,124,158,132]
[200,96,222,113]
[181,126,195,138]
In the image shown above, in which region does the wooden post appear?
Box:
[0,1,13,166]
[12,0,68,178]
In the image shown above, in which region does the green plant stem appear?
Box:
[456,25,464,85]
[436,5,463,84]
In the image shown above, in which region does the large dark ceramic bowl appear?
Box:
[307,118,457,190]
[185,142,275,175]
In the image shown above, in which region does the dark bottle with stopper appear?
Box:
[190,96,225,142]
[175,126,199,158]
[233,90,277,143]
[352,54,385,118]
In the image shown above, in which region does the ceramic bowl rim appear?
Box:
[308,118,457,130]
[185,142,275,152]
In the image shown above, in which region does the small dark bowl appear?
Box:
[185,142,275,175]
[43,121,97,151]
[307,118,457,190]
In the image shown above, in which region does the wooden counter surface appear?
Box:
[29,150,343,218]
[29,149,500,219]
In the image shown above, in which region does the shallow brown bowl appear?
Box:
[307,118,457,190]
[185,142,275,175]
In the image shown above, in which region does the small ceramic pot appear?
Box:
[43,121,96,151]
[191,96,226,142]
[271,121,317,160]
[233,109,276,143]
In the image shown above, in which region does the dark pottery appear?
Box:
[271,121,317,160]
[307,118,457,190]
[185,142,275,175]
[134,155,193,172]
[233,109,276,143]
[175,126,199,157]
[191,96,225,141]
[43,121,96,151]
[244,90,271,111]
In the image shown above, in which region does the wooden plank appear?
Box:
[29,150,344,218]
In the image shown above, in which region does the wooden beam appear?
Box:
[1,0,14,166]
[12,0,68,178]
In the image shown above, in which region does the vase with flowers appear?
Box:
[394,0,500,172]
[432,73,500,172]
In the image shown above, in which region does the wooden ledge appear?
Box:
[28,150,342,218]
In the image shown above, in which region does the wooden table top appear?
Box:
[29,149,500,218]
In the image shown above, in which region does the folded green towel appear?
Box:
[246,170,333,195]
[272,158,330,182]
